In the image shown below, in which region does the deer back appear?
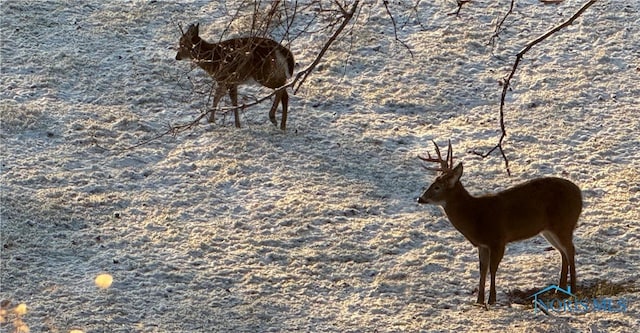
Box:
[420,168,582,246]
[176,24,293,88]
[488,177,582,242]
[418,141,582,246]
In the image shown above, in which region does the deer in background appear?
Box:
[175,23,294,130]
[416,140,582,305]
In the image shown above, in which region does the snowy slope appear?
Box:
[1,0,639,332]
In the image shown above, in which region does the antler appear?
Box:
[418,140,454,172]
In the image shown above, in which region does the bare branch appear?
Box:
[488,0,515,47]
[448,0,470,17]
[520,0,598,56]
[382,0,414,58]
[476,0,599,175]
[260,0,282,37]
[334,0,348,15]
[292,0,360,94]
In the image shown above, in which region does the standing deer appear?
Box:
[417,140,582,305]
[175,23,294,130]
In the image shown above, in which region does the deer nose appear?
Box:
[417,197,427,204]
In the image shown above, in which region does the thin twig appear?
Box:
[488,0,515,47]
[400,0,429,31]
[293,0,359,94]
[118,113,209,151]
[476,0,599,175]
[281,0,299,43]
[261,0,281,38]
[382,0,414,58]
[448,0,470,17]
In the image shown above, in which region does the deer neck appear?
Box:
[191,38,222,67]
[442,182,482,245]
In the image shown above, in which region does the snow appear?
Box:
[1,0,639,332]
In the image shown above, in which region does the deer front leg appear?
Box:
[488,245,505,305]
[228,85,240,128]
[210,84,227,124]
[477,246,490,304]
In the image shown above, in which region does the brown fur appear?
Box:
[418,146,582,305]
[176,23,294,130]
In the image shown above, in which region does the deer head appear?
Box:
[175,23,200,61]
[417,140,463,206]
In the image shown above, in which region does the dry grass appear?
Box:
[506,279,637,308]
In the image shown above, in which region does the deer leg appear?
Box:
[488,245,504,305]
[477,246,490,304]
[566,242,577,291]
[542,231,575,291]
[269,90,281,127]
[559,252,569,289]
[558,244,577,292]
[228,85,240,128]
[210,84,227,123]
[279,90,289,130]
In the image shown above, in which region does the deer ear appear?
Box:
[448,163,463,187]
[194,23,199,34]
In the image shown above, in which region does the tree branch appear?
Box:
[448,0,470,17]
[382,0,414,58]
[476,0,599,175]
[488,0,515,47]
[292,0,359,94]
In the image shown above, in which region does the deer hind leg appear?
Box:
[268,93,279,127]
[568,243,576,291]
[228,85,241,128]
[560,241,576,291]
[210,84,228,124]
[279,89,289,130]
[260,56,288,130]
[542,231,576,291]
[488,245,505,305]
[477,246,490,304]
[267,89,288,130]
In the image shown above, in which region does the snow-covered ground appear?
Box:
[1,0,639,332]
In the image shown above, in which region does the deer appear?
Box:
[416,140,582,305]
[175,23,295,130]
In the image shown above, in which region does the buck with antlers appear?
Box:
[175,23,294,130]
[417,141,582,305]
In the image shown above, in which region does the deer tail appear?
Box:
[277,44,294,78]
